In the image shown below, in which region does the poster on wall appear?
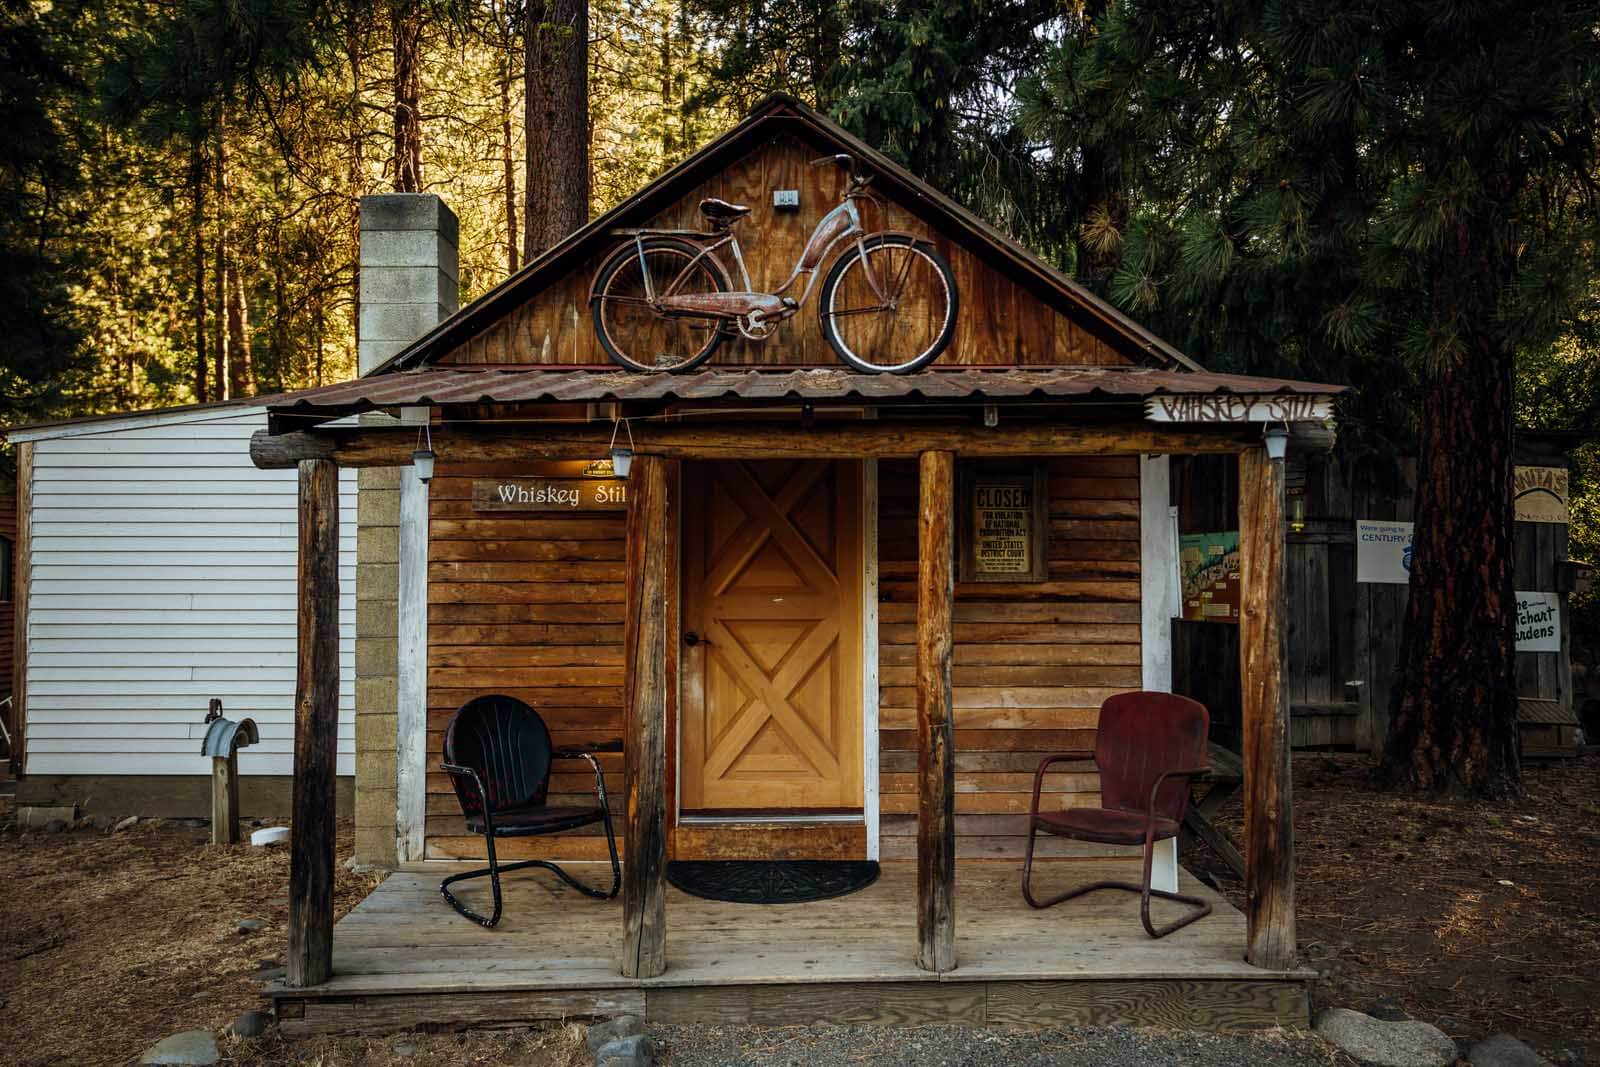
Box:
[1515,591,1561,652]
[1179,531,1240,622]
[960,467,1047,582]
[1356,520,1413,584]
[1514,466,1570,524]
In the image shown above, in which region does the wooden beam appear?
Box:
[621,454,674,979]
[8,442,30,776]
[1238,446,1296,970]
[251,422,1253,470]
[288,458,341,988]
[916,450,957,973]
[211,750,241,845]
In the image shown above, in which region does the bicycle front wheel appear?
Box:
[819,235,958,374]
[592,237,728,373]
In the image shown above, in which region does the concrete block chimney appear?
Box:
[357,194,460,373]
[353,193,459,868]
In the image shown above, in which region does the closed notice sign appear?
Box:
[961,466,1047,582]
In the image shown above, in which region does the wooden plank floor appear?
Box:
[271,861,1312,1034]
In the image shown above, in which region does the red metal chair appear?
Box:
[1022,691,1214,938]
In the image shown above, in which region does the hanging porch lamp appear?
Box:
[608,416,635,478]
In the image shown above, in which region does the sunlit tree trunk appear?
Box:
[189,136,208,404]
[393,0,424,193]
[496,0,519,274]
[348,4,365,355]
[214,107,230,401]
[524,0,588,259]
[227,265,254,396]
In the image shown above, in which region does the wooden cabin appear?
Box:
[249,96,1338,1033]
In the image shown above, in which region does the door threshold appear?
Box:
[677,813,864,826]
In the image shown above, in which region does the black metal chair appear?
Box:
[439,694,620,927]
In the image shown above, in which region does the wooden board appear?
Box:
[267,861,1309,1036]
[438,135,1135,370]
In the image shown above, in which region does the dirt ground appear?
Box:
[1192,752,1600,1064]
[1,753,1595,1066]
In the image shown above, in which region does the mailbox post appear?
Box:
[200,698,259,845]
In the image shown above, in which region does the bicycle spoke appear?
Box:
[823,239,955,373]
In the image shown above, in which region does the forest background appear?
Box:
[0,0,1596,784]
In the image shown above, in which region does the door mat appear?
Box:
[666,859,880,905]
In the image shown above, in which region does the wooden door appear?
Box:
[681,460,863,816]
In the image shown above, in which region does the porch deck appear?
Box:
[269,861,1312,1035]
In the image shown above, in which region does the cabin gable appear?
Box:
[441,134,1132,369]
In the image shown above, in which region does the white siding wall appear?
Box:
[21,409,357,776]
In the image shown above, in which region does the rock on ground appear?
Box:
[235,918,266,935]
[587,1015,644,1056]
[1467,1034,1554,1067]
[113,815,139,832]
[139,1030,219,1066]
[1314,1008,1456,1067]
[229,1011,272,1038]
[595,1033,653,1067]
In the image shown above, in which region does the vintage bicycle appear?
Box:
[588,153,959,374]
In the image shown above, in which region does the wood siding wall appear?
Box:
[423,454,1143,861]
[440,136,1132,370]
[21,412,357,777]
[425,460,627,860]
[876,456,1141,859]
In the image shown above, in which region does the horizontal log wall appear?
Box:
[439,135,1131,369]
[425,460,627,861]
[424,454,1143,862]
[877,456,1142,859]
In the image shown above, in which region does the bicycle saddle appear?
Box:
[699,197,752,223]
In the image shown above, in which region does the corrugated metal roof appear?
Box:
[263,365,1346,417]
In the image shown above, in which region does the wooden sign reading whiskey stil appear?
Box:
[471,478,628,511]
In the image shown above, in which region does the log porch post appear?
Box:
[622,454,674,978]
[915,450,957,973]
[1238,446,1296,970]
[288,457,341,987]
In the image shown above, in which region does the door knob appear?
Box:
[684,630,711,647]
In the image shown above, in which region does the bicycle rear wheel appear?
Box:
[592,237,728,372]
[819,234,958,374]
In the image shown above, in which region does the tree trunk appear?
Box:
[1383,222,1521,797]
[189,136,208,404]
[523,0,589,260]
[214,109,230,401]
[228,264,254,397]
[497,0,519,275]
[349,4,365,353]
[393,0,424,193]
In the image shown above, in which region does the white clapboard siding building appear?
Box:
[8,404,356,811]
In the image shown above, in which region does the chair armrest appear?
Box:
[549,751,611,810]
[441,762,496,835]
[1029,752,1096,822]
[1144,766,1212,834]
[551,739,622,759]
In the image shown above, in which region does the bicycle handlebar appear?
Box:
[808,153,853,169]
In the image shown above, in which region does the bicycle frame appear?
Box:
[596,184,911,327]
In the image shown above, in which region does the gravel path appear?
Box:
[653,1024,1353,1066]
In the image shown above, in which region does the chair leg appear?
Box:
[441,828,507,928]
[440,817,623,925]
[1023,829,1212,939]
[1138,831,1212,939]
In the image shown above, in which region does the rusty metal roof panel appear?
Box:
[262,366,1347,418]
